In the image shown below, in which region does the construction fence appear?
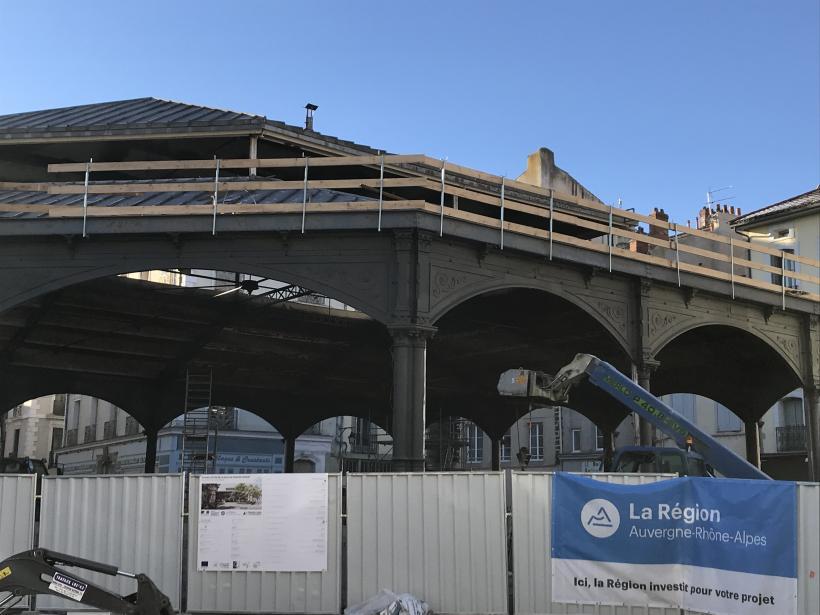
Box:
[0,472,817,615]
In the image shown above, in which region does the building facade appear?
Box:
[1,394,65,462]
[54,396,337,475]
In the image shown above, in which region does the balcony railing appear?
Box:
[776,425,807,452]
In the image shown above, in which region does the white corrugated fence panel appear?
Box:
[797,482,819,615]
[347,472,508,615]
[512,472,685,615]
[38,474,184,611]
[186,473,342,613]
[0,474,36,608]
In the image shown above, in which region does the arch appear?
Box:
[295,412,393,440]
[160,405,288,437]
[429,279,633,361]
[652,325,802,422]
[2,385,145,427]
[294,458,316,473]
[651,320,802,383]
[0,240,392,323]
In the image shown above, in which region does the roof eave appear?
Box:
[733,203,820,229]
[0,121,266,145]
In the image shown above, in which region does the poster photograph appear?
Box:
[197,473,328,572]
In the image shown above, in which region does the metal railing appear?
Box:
[776,425,807,452]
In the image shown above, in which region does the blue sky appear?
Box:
[0,0,817,223]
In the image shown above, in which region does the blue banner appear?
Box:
[551,474,797,615]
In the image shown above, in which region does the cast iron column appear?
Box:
[144,428,158,473]
[744,420,762,469]
[284,437,296,473]
[490,435,501,471]
[389,325,436,472]
[602,427,615,471]
[805,386,819,482]
[637,360,660,446]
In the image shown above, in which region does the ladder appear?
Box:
[181,367,217,474]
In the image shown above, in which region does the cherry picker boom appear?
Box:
[497,353,769,480]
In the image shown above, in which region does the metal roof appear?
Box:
[0,97,383,154]
[0,176,372,219]
[0,98,265,136]
[732,187,820,227]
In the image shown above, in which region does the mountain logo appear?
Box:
[580,498,620,538]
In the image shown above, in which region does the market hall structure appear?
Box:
[0,98,817,478]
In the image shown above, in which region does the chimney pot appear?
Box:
[304,103,318,131]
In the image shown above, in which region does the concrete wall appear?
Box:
[516,147,602,203]
[741,210,820,297]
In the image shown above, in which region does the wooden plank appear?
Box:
[47,177,426,195]
[45,200,428,218]
[0,204,53,213]
[0,181,50,191]
[47,154,427,173]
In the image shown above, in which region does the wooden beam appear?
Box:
[47,154,427,173]
[46,177,425,194]
[45,200,427,218]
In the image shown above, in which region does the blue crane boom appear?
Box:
[497,353,769,480]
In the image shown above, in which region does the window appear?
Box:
[716,403,742,432]
[51,428,63,450]
[781,398,804,426]
[499,431,511,462]
[52,394,66,416]
[125,416,141,436]
[529,422,544,460]
[670,393,695,423]
[466,423,483,463]
[771,249,798,288]
[658,451,686,475]
[84,424,97,443]
[65,429,78,446]
[103,420,116,439]
[595,427,605,451]
[570,428,581,453]
[11,430,21,457]
[350,418,375,453]
[12,405,22,417]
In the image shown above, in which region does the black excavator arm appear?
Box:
[0,549,173,615]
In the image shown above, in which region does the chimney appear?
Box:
[304,103,318,131]
[649,207,669,241]
[629,228,649,255]
[698,206,713,230]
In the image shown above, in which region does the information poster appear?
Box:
[551,474,797,615]
[197,473,328,572]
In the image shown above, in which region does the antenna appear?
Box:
[706,185,733,207]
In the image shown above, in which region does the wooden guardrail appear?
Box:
[0,154,817,305]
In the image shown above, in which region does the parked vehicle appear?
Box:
[0,456,52,476]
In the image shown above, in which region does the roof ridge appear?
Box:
[149,97,266,121]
